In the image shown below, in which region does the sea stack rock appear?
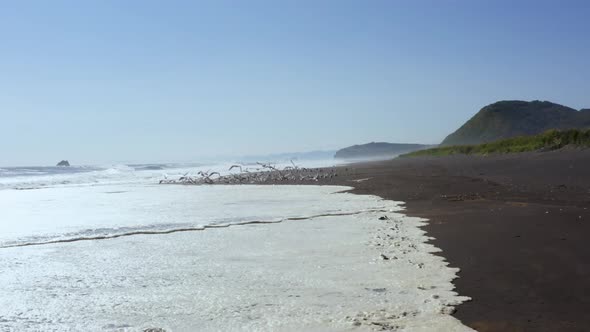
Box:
[56,160,70,167]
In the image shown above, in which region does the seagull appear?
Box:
[229,165,243,172]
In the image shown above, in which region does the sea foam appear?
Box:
[0,185,473,331]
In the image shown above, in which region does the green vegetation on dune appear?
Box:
[402,129,590,157]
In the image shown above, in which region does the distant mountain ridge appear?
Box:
[334,142,432,160]
[442,100,590,146]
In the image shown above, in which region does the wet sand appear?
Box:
[312,150,590,332]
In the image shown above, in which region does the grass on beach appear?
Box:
[401,129,590,157]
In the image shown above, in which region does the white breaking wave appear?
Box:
[0,164,196,190]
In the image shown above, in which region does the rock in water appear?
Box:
[56,160,70,167]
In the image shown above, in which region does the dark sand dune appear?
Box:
[311,150,590,332]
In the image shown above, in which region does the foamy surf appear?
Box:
[0,160,338,190]
[0,184,382,248]
[0,185,472,331]
[0,163,203,190]
[0,209,390,248]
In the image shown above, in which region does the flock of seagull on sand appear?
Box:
[159,162,338,185]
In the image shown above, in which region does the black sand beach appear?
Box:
[313,150,590,332]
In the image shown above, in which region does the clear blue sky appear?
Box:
[1,0,589,166]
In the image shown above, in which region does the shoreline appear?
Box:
[0,185,472,331]
[4,151,590,330]
[306,150,590,332]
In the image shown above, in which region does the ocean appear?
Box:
[0,161,472,331]
[0,161,336,248]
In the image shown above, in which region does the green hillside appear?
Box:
[441,100,590,146]
[403,129,590,157]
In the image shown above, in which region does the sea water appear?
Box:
[0,160,339,247]
[0,162,472,331]
[0,160,335,191]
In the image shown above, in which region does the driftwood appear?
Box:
[159,161,337,185]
